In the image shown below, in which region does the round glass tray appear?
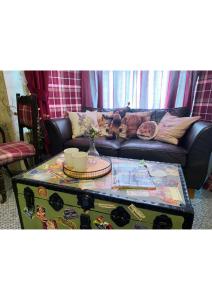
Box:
[63,156,112,179]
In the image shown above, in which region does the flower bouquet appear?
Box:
[84,119,100,157]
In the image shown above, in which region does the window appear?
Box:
[102,71,189,109]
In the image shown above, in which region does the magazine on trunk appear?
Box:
[112,161,156,190]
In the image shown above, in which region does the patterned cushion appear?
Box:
[97,111,128,139]
[85,111,99,128]
[0,141,35,166]
[106,112,128,139]
[68,111,99,138]
[18,104,33,127]
[97,112,113,137]
[137,121,158,140]
[94,106,130,137]
[122,112,152,138]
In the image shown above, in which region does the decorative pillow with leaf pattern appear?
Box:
[68,111,99,138]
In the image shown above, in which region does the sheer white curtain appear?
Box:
[102,71,141,108]
[102,71,189,109]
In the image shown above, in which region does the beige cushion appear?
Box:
[85,111,99,128]
[68,111,99,138]
[155,112,200,145]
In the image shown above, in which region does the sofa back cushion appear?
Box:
[85,105,130,115]
[85,107,190,121]
[130,107,190,123]
[152,107,190,123]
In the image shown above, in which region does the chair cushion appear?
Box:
[0,141,35,166]
[64,137,122,156]
[119,139,187,166]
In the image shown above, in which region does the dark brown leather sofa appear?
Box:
[44,107,212,189]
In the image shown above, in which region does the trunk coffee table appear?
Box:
[12,153,194,229]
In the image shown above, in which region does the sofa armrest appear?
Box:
[44,118,72,155]
[180,121,212,189]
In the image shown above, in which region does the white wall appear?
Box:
[3,71,29,140]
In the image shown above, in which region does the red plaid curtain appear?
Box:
[192,71,212,122]
[193,71,212,192]
[25,71,50,119]
[48,71,82,118]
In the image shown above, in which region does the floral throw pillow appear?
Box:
[68,112,98,139]
[85,110,99,128]
[137,121,158,140]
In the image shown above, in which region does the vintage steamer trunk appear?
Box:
[12,154,194,229]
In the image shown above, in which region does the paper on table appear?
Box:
[146,163,178,177]
[126,186,184,206]
[112,163,156,189]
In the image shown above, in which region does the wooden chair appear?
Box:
[16,93,39,166]
[0,94,39,203]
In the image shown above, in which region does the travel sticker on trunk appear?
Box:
[63,208,79,220]
[36,206,58,229]
[23,207,35,219]
[37,186,48,199]
[96,202,116,209]
[57,217,78,229]
[93,216,113,229]
[43,219,58,229]
[36,206,47,222]
[128,204,146,221]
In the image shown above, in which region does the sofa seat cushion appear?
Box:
[119,139,187,166]
[64,137,122,156]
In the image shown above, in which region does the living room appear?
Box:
[1,1,211,299]
[1,70,212,229]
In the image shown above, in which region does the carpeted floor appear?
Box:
[0,189,21,229]
[191,189,212,229]
[0,177,212,229]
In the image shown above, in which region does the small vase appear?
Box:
[88,137,99,157]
